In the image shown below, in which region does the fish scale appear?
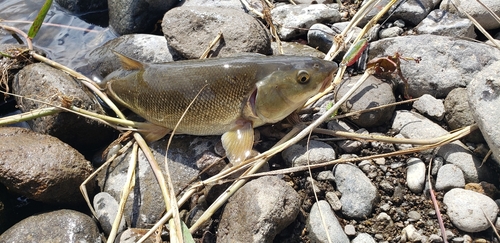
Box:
[104,53,337,163]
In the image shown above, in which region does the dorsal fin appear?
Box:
[112,51,144,70]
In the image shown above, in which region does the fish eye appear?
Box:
[297,70,310,84]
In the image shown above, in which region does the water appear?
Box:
[0,0,117,69]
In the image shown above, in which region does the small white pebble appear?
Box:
[344,224,356,236]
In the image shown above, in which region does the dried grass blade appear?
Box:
[453,2,500,50]
[79,141,134,218]
[164,85,209,242]
[475,0,500,23]
[106,142,138,243]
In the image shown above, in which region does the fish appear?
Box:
[103,52,338,164]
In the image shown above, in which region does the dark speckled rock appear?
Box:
[216,176,301,243]
[162,6,272,59]
[0,127,94,205]
[108,0,177,35]
[13,63,116,155]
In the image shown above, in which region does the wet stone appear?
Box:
[0,127,93,205]
[108,0,177,34]
[307,23,335,53]
[0,209,100,242]
[55,0,107,13]
[13,62,116,155]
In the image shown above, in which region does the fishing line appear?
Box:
[379,0,409,27]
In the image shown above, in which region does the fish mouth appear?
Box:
[319,71,334,92]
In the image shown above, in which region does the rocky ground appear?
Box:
[1,0,500,242]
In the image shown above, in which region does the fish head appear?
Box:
[251,57,337,123]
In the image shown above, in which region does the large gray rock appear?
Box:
[108,0,177,34]
[440,0,500,30]
[333,163,378,219]
[468,60,500,165]
[0,127,93,205]
[0,209,100,242]
[97,136,215,228]
[217,176,300,243]
[13,63,116,154]
[335,75,395,127]
[271,4,341,40]
[162,6,272,59]
[415,9,476,38]
[444,188,499,232]
[368,35,500,98]
[444,88,484,143]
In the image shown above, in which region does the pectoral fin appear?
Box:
[221,121,254,165]
[136,122,171,142]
